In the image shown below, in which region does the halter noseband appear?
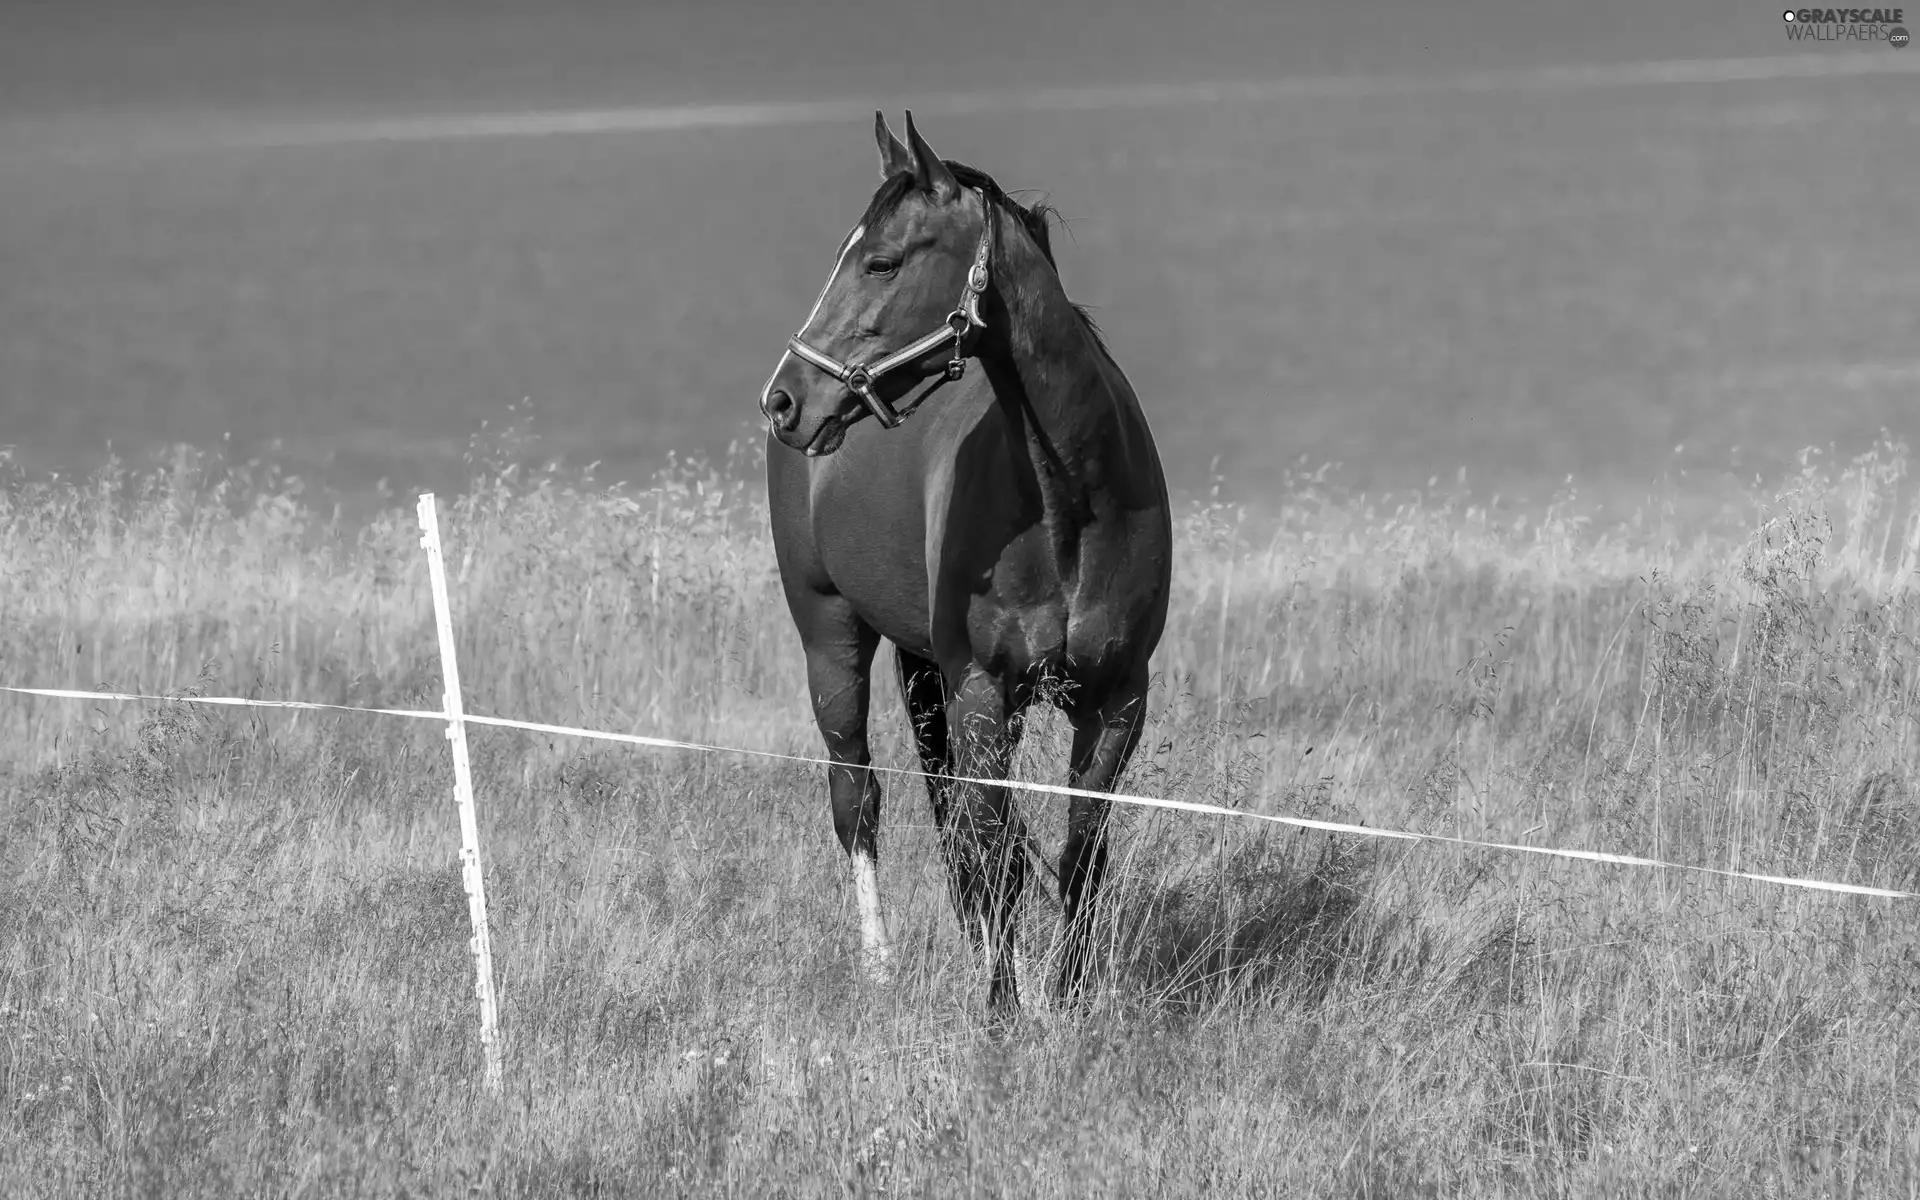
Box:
[783,189,995,430]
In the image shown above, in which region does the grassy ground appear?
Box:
[4,423,1920,1196]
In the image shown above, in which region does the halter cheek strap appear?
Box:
[784,189,995,430]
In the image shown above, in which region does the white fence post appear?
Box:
[416,492,504,1096]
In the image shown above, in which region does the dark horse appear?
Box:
[760,112,1171,1014]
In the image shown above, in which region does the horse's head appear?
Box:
[760,111,994,458]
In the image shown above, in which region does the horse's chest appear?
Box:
[814,519,931,648]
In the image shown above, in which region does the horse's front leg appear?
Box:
[796,593,890,982]
[940,664,1027,1016]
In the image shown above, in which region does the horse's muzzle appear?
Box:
[762,370,864,456]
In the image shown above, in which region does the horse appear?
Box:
[759,111,1172,1015]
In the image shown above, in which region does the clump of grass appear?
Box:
[4,420,1920,1195]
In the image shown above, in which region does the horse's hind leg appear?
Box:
[796,594,889,981]
[1056,669,1149,1005]
[942,664,1027,1015]
[894,643,955,828]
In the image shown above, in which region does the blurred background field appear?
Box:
[3,2,1916,524]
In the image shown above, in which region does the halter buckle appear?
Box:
[845,366,901,428]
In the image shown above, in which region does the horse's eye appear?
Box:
[866,257,899,276]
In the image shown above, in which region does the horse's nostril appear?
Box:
[764,389,798,431]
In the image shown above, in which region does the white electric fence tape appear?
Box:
[7,490,1917,1095]
[4,683,1912,902]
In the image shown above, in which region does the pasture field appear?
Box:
[3,424,1920,1196]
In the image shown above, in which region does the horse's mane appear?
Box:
[860,162,1112,359]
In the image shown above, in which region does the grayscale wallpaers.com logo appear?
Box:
[1783,8,1910,45]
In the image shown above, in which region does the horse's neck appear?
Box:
[984,227,1109,537]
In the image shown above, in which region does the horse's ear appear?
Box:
[874,111,914,180]
[903,110,960,205]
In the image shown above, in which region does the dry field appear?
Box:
[3,424,1920,1196]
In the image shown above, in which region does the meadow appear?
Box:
[3,421,1920,1197]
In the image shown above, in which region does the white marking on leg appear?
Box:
[1014,936,1046,1016]
[760,223,866,410]
[852,851,891,982]
[978,909,1036,1012]
[978,913,995,985]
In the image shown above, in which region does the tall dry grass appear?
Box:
[4,418,1920,1196]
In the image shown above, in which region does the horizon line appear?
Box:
[11,49,1920,157]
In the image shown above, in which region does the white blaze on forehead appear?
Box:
[760,223,866,407]
[802,223,868,335]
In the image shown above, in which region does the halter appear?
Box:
[783,188,996,430]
